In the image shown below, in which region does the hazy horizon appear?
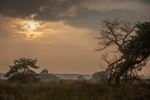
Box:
[0,0,150,74]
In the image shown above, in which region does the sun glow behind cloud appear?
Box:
[23,20,44,40]
[25,21,39,31]
[3,17,90,41]
[7,18,52,40]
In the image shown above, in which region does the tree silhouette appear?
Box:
[77,75,84,80]
[97,20,150,84]
[5,57,39,83]
[92,71,108,81]
[38,69,59,80]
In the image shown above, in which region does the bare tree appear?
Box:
[97,20,150,84]
[97,19,136,52]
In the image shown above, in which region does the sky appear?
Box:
[0,0,150,74]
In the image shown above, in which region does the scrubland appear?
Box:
[0,80,150,100]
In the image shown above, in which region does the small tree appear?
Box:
[38,69,59,81]
[77,75,84,80]
[92,71,108,81]
[5,57,39,83]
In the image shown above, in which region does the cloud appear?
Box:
[0,0,45,18]
[65,0,149,29]
[0,0,84,20]
[35,0,84,21]
[64,8,138,29]
[0,0,149,30]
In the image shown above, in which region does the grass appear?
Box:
[0,80,150,100]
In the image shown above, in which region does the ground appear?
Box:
[0,80,150,100]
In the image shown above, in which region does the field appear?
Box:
[0,80,150,100]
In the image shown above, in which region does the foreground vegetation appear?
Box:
[0,80,150,100]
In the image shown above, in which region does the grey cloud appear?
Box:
[0,0,149,30]
[65,0,150,29]
[0,0,84,20]
[65,8,149,29]
[0,0,45,18]
[139,0,150,4]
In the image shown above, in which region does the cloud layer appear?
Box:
[0,0,149,29]
[0,0,83,20]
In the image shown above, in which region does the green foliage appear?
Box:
[5,57,39,83]
[123,22,150,59]
[115,22,150,83]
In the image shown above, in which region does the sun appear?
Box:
[25,21,39,30]
[22,20,44,40]
[10,18,50,40]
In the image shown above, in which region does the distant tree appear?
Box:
[38,69,59,81]
[92,71,108,81]
[77,75,84,80]
[40,69,49,75]
[48,74,59,81]
[5,57,39,83]
[97,20,150,84]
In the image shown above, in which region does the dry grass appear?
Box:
[0,80,150,100]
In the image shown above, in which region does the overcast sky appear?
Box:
[0,0,149,74]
